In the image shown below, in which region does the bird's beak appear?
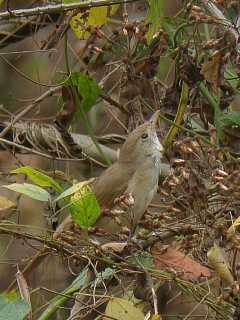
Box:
[149,110,164,154]
[149,110,160,128]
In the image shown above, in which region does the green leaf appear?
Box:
[70,269,91,290]
[3,183,50,202]
[66,72,100,116]
[69,185,100,229]
[95,268,115,283]
[214,110,240,140]
[0,294,30,320]
[128,252,155,269]
[219,110,240,127]
[11,166,62,193]
[146,0,165,44]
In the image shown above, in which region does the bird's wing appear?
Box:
[92,162,133,209]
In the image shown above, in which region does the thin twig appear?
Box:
[100,92,128,115]
[0,55,64,88]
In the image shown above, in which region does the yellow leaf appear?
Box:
[0,196,16,210]
[69,4,119,39]
[70,7,108,39]
[103,297,144,320]
[227,216,240,239]
[150,315,162,320]
[207,243,234,285]
[110,4,120,15]
[88,7,108,26]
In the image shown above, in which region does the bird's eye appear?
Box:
[141,133,149,139]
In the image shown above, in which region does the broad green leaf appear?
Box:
[146,0,165,43]
[3,183,50,202]
[0,196,16,210]
[69,185,100,229]
[103,297,144,320]
[55,179,93,202]
[0,293,30,320]
[66,72,100,116]
[11,166,62,193]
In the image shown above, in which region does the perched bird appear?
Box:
[55,110,163,239]
[93,110,163,234]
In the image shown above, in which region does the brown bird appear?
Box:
[55,110,163,239]
[6,110,163,293]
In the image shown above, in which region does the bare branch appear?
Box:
[0,0,138,20]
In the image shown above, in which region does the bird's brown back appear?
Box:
[92,161,134,209]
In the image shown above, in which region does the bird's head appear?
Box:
[119,110,163,166]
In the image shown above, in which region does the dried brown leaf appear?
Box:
[152,246,211,280]
[101,242,127,253]
[201,50,224,90]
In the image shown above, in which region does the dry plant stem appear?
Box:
[0,49,57,56]
[201,0,240,57]
[0,0,139,19]
[99,92,128,115]
[0,87,61,139]
[0,136,112,167]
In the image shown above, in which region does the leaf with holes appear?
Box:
[55,179,94,202]
[65,0,119,39]
[69,185,100,229]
